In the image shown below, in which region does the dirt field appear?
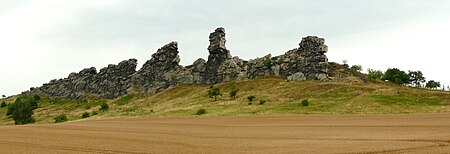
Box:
[1,114,450,154]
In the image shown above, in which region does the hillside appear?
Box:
[1,76,449,125]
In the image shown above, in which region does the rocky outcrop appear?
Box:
[30,59,137,99]
[132,42,181,93]
[28,28,329,99]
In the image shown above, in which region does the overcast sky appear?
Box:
[1,0,450,96]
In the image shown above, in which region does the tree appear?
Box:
[1,95,5,98]
[367,69,384,81]
[208,86,222,101]
[229,85,239,99]
[350,65,362,72]
[8,95,38,125]
[408,71,425,88]
[425,80,441,89]
[382,68,409,85]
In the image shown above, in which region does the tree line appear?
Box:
[361,66,447,90]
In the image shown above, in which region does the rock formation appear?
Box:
[28,27,329,99]
[30,59,137,99]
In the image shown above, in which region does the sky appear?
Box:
[1,0,450,96]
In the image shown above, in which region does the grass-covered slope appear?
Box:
[1,77,450,125]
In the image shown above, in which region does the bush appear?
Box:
[208,86,222,101]
[82,112,90,118]
[259,100,266,105]
[54,114,68,123]
[229,86,239,99]
[196,109,207,115]
[0,101,6,108]
[248,102,252,105]
[100,102,109,111]
[301,99,309,107]
[367,69,384,81]
[350,65,362,72]
[8,95,38,125]
[247,95,255,102]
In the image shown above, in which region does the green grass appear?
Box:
[1,77,449,125]
[113,95,134,105]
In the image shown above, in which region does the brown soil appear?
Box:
[1,113,450,153]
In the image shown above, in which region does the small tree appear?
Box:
[408,70,425,88]
[208,86,222,101]
[0,101,6,108]
[350,65,362,72]
[247,95,255,102]
[9,95,37,125]
[382,68,409,85]
[54,114,68,123]
[425,80,441,89]
[2,95,6,98]
[367,69,384,81]
[229,85,239,99]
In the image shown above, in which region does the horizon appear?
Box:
[1,0,450,96]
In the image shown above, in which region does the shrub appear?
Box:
[196,109,207,115]
[82,112,90,118]
[367,69,384,81]
[0,101,6,108]
[100,102,109,111]
[229,86,239,99]
[350,65,362,72]
[54,114,68,123]
[247,95,255,102]
[301,99,309,107]
[208,86,222,101]
[259,100,266,105]
[248,102,252,105]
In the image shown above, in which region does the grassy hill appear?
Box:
[1,76,449,125]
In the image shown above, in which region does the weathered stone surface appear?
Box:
[203,27,235,84]
[30,59,137,99]
[28,28,329,99]
[132,42,181,93]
